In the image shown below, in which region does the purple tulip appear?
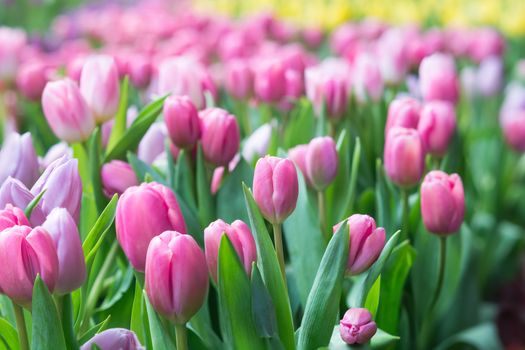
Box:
[418,101,456,156]
[101,160,138,197]
[0,177,45,225]
[164,96,201,149]
[242,123,272,163]
[0,132,40,188]
[305,136,338,191]
[40,142,73,170]
[80,328,144,350]
[476,56,503,97]
[199,108,240,167]
[340,308,377,344]
[384,127,425,188]
[137,122,168,165]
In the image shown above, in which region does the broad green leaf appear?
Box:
[0,318,18,350]
[242,184,295,350]
[297,222,349,349]
[284,99,315,148]
[251,265,280,341]
[130,280,145,344]
[188,304,222,349]
[327,326,399,349]
[89,128,107,213]
[174,150,197,212]
[364,276,381,317]
[375,160,395,234]
[31,277,67,350]
[82,195,118,258]
[196,145,215,228]
[434,322,503,350]
[217,159,253,224]
[107,76,130,150]
[144,295,176,350]
[174,190,203,245]
[127,152,166,184]
[218,236,265,350]
[24,189,45,219]
[77,315,111,345]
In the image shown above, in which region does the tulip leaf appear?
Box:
[23,188,46,219]
[196,145,215,228]
[250,264,280,341]
[174,150,197,213]
[434,322,503,350]
[82,194,118,258]
[218,235,266,350]
[364,276,381,317]
[242,184,296,350]
[32,276,67,350]
[0,318,19,350]
[327,326,399,349]
[143,295,176,350]
[297,222,349,349]
[326,129,350,223]
[89,128,107,213]
[284,99,315,148]
[127,152,167,184]
[107,76,130,151]
[77,315,111,345]
[104,95,167,162]
[217,159,253,224]
[375,160,396,235]
[282,170,325,307]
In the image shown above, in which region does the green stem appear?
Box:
[60,294,79,350]
[13,303,29,350]
[401,189,410,242]
[272,223,286,285]
[429,236,447,313]
[175,323,188,350]
[317,190,328,243]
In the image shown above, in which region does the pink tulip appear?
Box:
[467,28,505,63]
[101,160,138,198]
[419,53,459,105]
[145,231,208,324]
[385,97,421,136]
[164,96,201,149]
[0,205,29,231]
[0,132,40,188]
[376,28,408,85]
[384,127,425,188]
[353,52,384,103]
[116,182,186,272]
[80,55,120,123]
[126,54,152,89]
[288,144,311,185]
[81,328,144,350]
[224,59,254,100]
[42,78,95,143]
[334,214,385,275]
[340,308,377,344]
[199,108,240,167]
[421,171,465,235]
[16,60,50,100]
[0,177,45,226]
[418,101,456,156]
[0,27,27,82]
[253,156,298,224]
[204,219,257,283]
[500,109,525,152]
[42,208,86,294]
[0,225,58,306]
[305,137,338,191]
[137,122,168,165]
[40,142,72,170]
[254,58,287,103]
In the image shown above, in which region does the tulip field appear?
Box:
[1,0,525,349]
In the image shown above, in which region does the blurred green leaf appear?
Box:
[196,145,215,228]
[435,322,503,350]
[217,159,253,224]
[77,316,111,345]
[364,276,381,317]
[89,128,107,213]
[127,152,166,184]
[107,77,130,151]
[174,150,197,212]
[284,99,315,148]
[144,295,176,350]
[0,318,18,350]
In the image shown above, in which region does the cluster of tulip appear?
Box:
[0,1,524,350]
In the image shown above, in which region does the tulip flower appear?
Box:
[80,55,120,123]
[340,308,377,344]
[305,137,338,191]
[253,58,287,103]
[385,97,421,136]
[420,171,464,235]
[0,205,29,231]
[42,208,86,294]
[288,144,310,185]
[137,122,168,165]
[80,328,144,350]
[145,230,208,324]
[204,219,257,283]
[31,155,82,222]
[242,123,273,163]
[0,177,45,225]
[199,108,240,167]
[126,54,152,89]
[116,182,186,272]
[0,132,40,188]
[476,56,503,97]
[419,53,459,105]
[376,28,408,85]
[101,160,138,197]
[418,101,456,157]
[16,60,50,100]
[164,96,201,149]
[0,225,58,306]
[384,127,425,188]
[224,59,254,100]
[500,109,525,152]
[353,52,384,103]
[334,214,385,275]
[40,142,73,170]
[42,78,95,143]
[0,27,26,82]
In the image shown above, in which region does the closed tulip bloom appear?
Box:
[101,160,138,197]
[224,59,254,100]
[40,142,73,170]
[42,208,86,294]
[80,328,144,350]
[340,308,377,344]
[137,122,168,164]
[334,214,385,275]
[145,231,208,324]
[253,156,298,224]
[0,27,26,82]
[200,108,240,167]
[0,177,45,225]
[384,127,425,188]
[242,123,272,163]
[80,55,120,123]
[376,28,408,85]
[419,53,459,105]
[353,52,384,103]
[421,171,464,235]
[0,132,40,188]
[116,182,186,272]
[500,109,525,152]
[254,59,286,103]
[16,60,50,100]
[42,78,95,142]
[204,219,257,283]
[126,54,152,89]
[418,101,456,156]
[385,97,421,136]
[288,144,311,185]
[31,155,82,222]
[305,137,338,191]
[0,205,29,231]
[164,96,201,149]
[0,225,58,306]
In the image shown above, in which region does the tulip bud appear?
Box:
[0,132,40,188]
[42,208,86,294]
[376,28,408,85]
[419,53,459,105]
[500,109,525,152]
[0,177,45,225]
[101,160,138,197]
[476,56,503,97]
[0,225,58,306]
[204,219,257,283]
[42,78,95,142]
[353,52,384,103]
[385,97,421,136]
[137,122,168,165]
[254,59,287,103]
[0,205,29,231]
[288,144,311,185]
[164,96,201,149]
[253,156,298,224]
[224,60,254,100]
[199,108,240,167]
[31,155,82,222]
[340,308,377,344]
[145,231,208,324]
[40,142,73,170]
[80,328,144,350]
[421,171,464,235]
[116,183,186,272]
[0,27,26,82]
[384,127,425,188]
[242,123,272,163]
[305,137,338,191]
[80,55,120,123]
[418,101,456,156]
[16,60,50,100]
[334,214,385,275]
[126,54,152,89]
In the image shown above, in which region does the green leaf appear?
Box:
[82,195,118,259]
[364,276,381,317]
[375,160,395,234]
[144,295,176,350]
[174,150,197,212]
[89,128,107,213]
[130,280,145,343]
[251,265,280,341]
[242,184,295,350]
[0,318,18,350]
[218,236,266,350]
[196,145,215,228]
[77,315,111,345]
[127,152,166,184]
[434,322,503,350]
[31,276,67,350]
[217,159,253,224]
[105,95,167,162]
[327,326,399,349]
[284,99,315,148]
[326,130,350,224]
[297,222,350,349]
[24,189,46,219]
[107,76,130,150]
